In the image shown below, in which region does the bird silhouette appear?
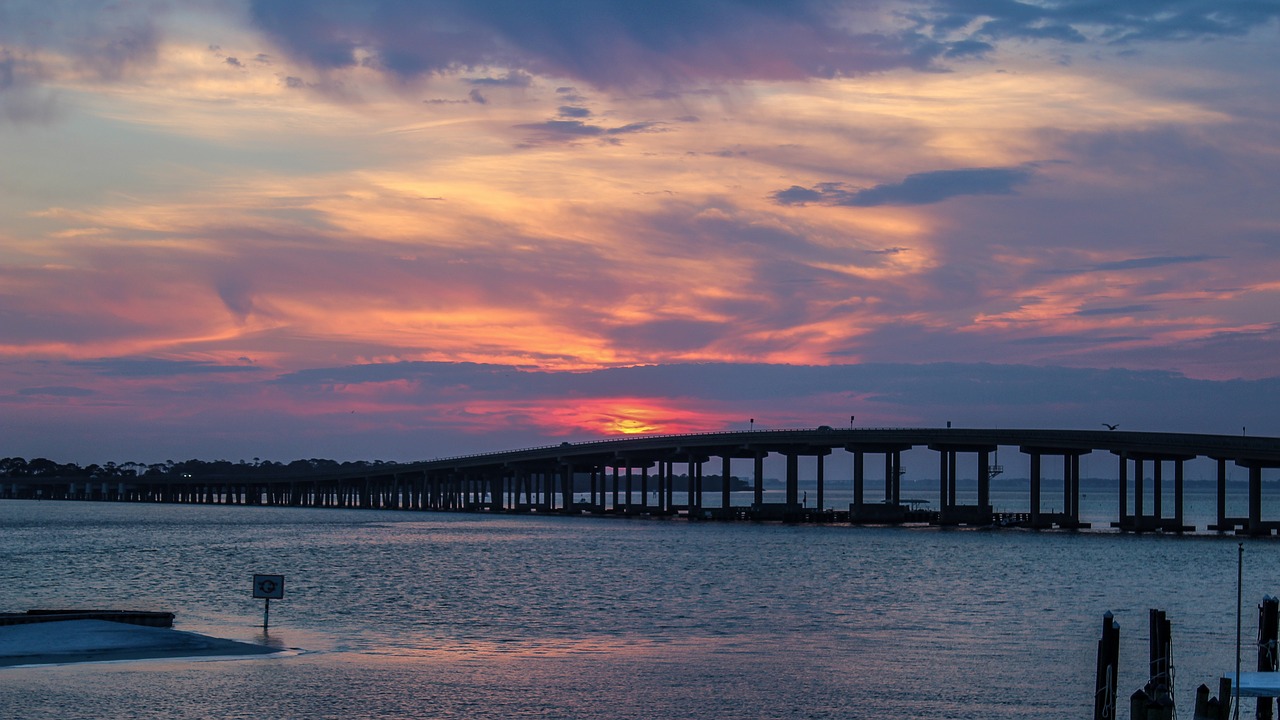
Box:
[1102,423,1119,431]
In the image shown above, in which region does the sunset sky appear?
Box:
[3,1,1279,464]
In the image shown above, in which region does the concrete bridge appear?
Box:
[6,428,1280,534]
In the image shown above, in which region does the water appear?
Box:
[1,499,1275,719]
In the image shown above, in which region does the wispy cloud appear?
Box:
[246,0,966,89]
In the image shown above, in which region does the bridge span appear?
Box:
[6,428,1280,534]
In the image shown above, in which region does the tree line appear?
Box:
[0,457,399,479]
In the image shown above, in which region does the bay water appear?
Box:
[2,497,1276,719]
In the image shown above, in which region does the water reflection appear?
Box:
[1,501,1273,719]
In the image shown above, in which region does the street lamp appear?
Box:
[849,415,855,429]
[750,418,754,432]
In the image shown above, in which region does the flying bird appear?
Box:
[1102,423,1119,430]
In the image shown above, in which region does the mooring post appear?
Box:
[1094,611,1120,720]
[1195,680,1236,720]
[1257,595,1279,720]
[1148,609,1174,717]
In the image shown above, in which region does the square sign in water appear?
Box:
[253,574,285,599]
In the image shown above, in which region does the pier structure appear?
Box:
[1114,451,1197,533]
[1022,444,1091,530]
[5,428,1280,534]
[929,441,995,527]
[848,442,910,523]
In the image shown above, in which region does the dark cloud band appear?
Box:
[773,166,1034,207]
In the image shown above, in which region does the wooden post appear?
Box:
[1094,611,1120,720]
[1193,679,1234,720]
[1219,676,1233,720]
[1258,595,1279,720]
[1147,609,1174,718]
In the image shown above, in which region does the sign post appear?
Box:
[252,574,285,631]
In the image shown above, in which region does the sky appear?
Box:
[2,0,1279,465]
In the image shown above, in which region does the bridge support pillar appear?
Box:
[855,448,865,509]
[754,453,764,508]
[815,452,825,512]
[1030,452,1041,527]
[785,453,798,507]
[721,455,731,512]
[642,464,650,510]
[1250,464,1263,535]
[1217,458,1227,529]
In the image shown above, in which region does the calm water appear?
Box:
[2,498,1277,719]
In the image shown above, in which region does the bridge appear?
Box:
[6,428,1280,534]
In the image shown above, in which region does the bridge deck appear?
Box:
[4,428,1279,534]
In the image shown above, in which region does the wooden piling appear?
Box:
[1258,595,1279,720]
[1095,611,1120,720]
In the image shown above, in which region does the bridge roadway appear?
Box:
[6,428,1280,534]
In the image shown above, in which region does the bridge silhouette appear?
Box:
[6,428,1280,534]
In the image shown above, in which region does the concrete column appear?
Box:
[1070,453,1080,524]
[695,460,704,510]
[655,462,664,511]
[892,451,901,505]
[978,451,990,510]
[666,461,674,511]
[1153,460,1163,519]
[562,465,573,510]
[754,453,764,507]
[1118,454,1127,522]
[1217,458,1227,529]
[687,458,697,510]
[1134,459,1144,524]
[722,454,731,511]
[1249,465,1263,535]
[786,453,798,506]
[1174,459,1184,528]
[948,451,957,507]
[816,453,825,511]
[855,450,865,507]
[612,465,619,510]
[642,464,650,509]
[853,451,864,511]
[1030,452,1041,527]
[884,453,893,503]
[938,450,948,513]
[625,462,633,508]
[1062,455,1071,520]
